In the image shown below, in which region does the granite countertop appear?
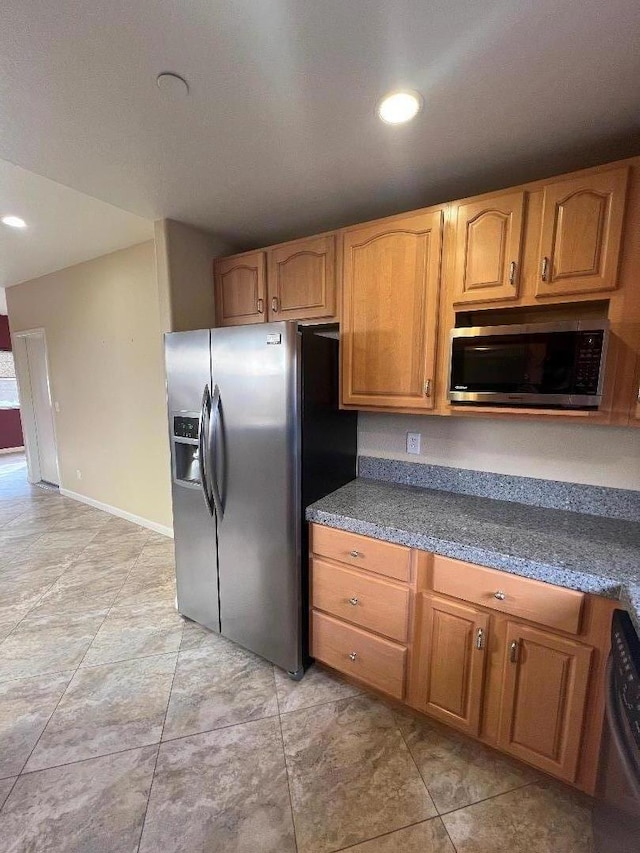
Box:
[306,477,640,631]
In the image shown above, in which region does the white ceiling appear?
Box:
[0,159,153,288]
[1,0,639,251]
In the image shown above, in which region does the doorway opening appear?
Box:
[12,329,60,487]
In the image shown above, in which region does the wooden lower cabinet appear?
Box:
[413,594,489,736]
[497,621,593,782]
[309,523,610,792]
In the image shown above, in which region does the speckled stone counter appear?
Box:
[306,477,640,631]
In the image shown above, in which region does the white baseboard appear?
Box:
[0,446,25,455]
[59,487,174,538]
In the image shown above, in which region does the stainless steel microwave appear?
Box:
[448,320,609,409]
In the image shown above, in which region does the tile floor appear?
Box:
[0,453,594,852]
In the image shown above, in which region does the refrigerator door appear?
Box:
[165,330,220,633]
[211,321,301,672]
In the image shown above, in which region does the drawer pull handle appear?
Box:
[476,627,485,650]
[348,597,359,606]
[348,652,357,661]
[510,640,519,663]
[349,550,361,558]
[494,590,506,601]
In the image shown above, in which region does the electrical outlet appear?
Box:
[76,469,82,480]
[54,401,60,413]
[406,432,421,455]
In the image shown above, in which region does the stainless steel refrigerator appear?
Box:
[165,322,357,677]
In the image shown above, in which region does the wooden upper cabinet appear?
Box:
[453,191,526,304]
[497,621,592,782]
[214,251,267,326]
[415,594,489,736]
[267,234,336,321]
[536,167,629,297]
[341,209,444,409]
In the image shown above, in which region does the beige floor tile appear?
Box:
[114,560,176,607]
[0,746,156,852]
[340,818,456,852]
[0,611,105,683]
[0,777,16,809]
[81,601,184,667]
[396,709,537,813]
[162,636,278,740]
[441,781,593,853]
[179,619,220,651]
[139,718,296,853]
[0,671,73,778]
[275,662,362,714]
[281,695,436,853]
[25,653,177,771]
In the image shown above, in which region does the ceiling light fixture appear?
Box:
[377,90,422,125]
[1,215,27,229]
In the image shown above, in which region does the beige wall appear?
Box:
[359,413,640,491]
[6,241,173,529]
[155,219,234,332]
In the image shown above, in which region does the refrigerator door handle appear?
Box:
[199,384,214,517]
[209,384,224,520]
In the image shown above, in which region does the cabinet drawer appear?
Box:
[311,611,407,699]
[432,555,584,634]
[312,558,410,642]
[311,525,410,582]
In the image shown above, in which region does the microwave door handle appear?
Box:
[209,384,224,520]
[199,385,214,517]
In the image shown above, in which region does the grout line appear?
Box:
[437,780,537,818]
[274,668,300,853]
[158,710,282,746]
[330,816,451,853]
[12,740,163,779]
[392,714,461,851]
[136,620,184,851]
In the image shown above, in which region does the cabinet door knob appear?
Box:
[540,256,549,281]
[510,640,519,663]
[349,549,360,558]
[494,590,506,601]
[257,298,264,314]
[348,652,357,661]
[509,260,517,286]
[476,627,485,650]
[424,379,432,397]
[349,597,359,606]
[271,297,279,313]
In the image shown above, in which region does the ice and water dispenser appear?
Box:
[171,414,202,487]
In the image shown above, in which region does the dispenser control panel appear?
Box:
[173,415,199,441]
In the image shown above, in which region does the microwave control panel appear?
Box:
[574,331,604,394]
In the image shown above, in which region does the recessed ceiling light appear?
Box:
[1,215,27,229]
[377,90,422,125]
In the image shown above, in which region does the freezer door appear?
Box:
[164,330,220,633]
[211,322,301,672]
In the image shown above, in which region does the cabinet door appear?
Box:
[214,251,267,326]
[536,167,628,297]
[267,234,336,321]
[453,191,525,304]
[498,621,592,782]
[342,210,443,409]
[414,594,489,736]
